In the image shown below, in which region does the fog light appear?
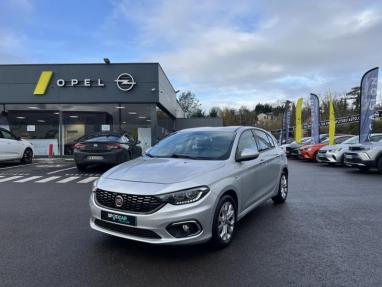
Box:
[166,221,202,238]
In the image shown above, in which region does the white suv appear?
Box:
[0,128,34,164]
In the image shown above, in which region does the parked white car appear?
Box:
[0,128,34,163]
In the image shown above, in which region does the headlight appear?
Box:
[157,186,210,205]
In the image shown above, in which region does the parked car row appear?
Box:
[282,133,382,173]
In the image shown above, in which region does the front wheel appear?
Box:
[272,172,288,204]
[211,195,237,248]
[21,148,33,164]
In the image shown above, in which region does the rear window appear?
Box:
[84,135,121,142]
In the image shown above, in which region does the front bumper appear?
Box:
[89,192,215,245]
[344,152,375,167]
[316,151,341,163]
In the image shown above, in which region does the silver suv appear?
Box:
[89,127,288,247]
[344,140,382,173]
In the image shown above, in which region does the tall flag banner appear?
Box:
[310,93,320,144]
[359,67,379,143]
[281,101,291,144]
[329,99,336,145]
[295,98,303,144]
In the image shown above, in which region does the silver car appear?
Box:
[89,127,288,247]
[317,134,382,165]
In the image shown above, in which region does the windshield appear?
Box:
[342,136,359,144]
[147,131,236,160]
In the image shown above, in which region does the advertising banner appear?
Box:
[281,101,291,144]
[310,93,320,144]
[295,98,303,144]
[329,100,335,145]
[359,67,379,143]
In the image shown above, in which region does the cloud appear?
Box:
[106,0,382,109]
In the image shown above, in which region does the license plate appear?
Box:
[346,155,353,159]
[101,210,136,226]
[87,156,104,160]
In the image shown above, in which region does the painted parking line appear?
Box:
[77,177,99,184]
[0,176,24,182]
[35,176,62,183]
[47,167,78,175]
[0,163,38,171]
[57,176,81,183]
[14,176,43,183]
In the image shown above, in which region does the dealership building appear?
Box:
[0,63,221,156]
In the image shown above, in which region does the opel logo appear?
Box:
[115,195,124,208]
[115,73,136,91]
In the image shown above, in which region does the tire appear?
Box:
[76,163,87,171]
[272,172,288,204]
[211,194,237,248]
[21,148,33,164]
[377,157,382,174]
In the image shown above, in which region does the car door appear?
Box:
[0,131,8,160]
[0,130,24,160]
[252,129,282,198]
[236,130,268,210]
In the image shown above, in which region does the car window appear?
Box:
[237,130,258,155]
[253,130,273,151]
[84,135,121,142]
[266,133,276,147]
[148,131,236,160]
[370,134,382,142]
[1,130,15,140]
[342,136,358,144]
[334,136,352,144]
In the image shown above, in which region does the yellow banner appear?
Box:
[329,100,336,145]
[295,98,303,144]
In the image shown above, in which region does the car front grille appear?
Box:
[94,219,161,239]
[318,150,327,154]
[95,189,165,214]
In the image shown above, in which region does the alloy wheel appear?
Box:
[218,201,235,242]
[280,174,288,199]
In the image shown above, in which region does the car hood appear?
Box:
[320,144,347,151]
[105,157,226,184]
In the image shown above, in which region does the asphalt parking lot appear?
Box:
[0,159,381,287]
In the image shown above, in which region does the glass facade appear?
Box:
[0,103,172,156]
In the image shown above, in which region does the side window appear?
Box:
[236,130,258,156]
[266,133,276,147]
[253,130,273,151]
[1,130,15,140]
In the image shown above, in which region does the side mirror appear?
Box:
[236,147,260,162]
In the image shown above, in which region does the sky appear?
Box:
[1,0,382,110]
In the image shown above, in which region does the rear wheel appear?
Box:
[211,195,236,248]
[76,163,87,171]
[272,172,288,204]
[21,148,33,164]
[377,157,382,174]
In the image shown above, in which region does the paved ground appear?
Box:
[0,159,381,287]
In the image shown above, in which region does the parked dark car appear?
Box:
[74,133,142,170]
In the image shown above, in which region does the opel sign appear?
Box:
[115,73,136,91]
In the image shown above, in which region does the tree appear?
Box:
[177,91,201,117]
[209,107,221,117]
[191,108,205,118]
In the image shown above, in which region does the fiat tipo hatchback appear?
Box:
[90,127,288,247]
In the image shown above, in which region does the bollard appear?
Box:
[48,144,54,158]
